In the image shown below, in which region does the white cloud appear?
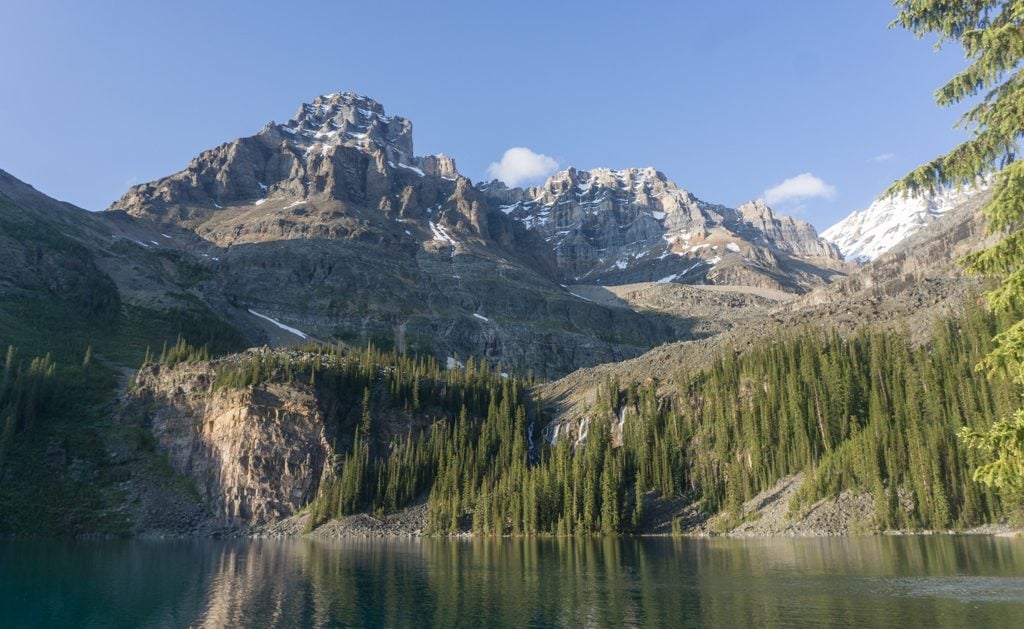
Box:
[486,147,559,187]
[763,173,837,205]
[870,152,895,163]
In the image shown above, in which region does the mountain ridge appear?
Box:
[92,91,859,374]
[110,92,847,293]
[478,165,847,291]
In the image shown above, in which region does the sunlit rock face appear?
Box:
[482,167,846,291]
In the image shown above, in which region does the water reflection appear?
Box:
[2,536,1023,628]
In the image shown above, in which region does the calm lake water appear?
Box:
[2,536,1023,628]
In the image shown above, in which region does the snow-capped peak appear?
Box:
[822,180,988,262]
[272,92,416,168]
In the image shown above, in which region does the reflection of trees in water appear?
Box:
[97,537,1021,628]
[5,536,1021,626]
[5,537,1023,626]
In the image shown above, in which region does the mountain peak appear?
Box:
[822,179,990,262]
[736,199,797,224]
[272,91,415,166]
[538,166,665,188]
[738,199,771,212]
[296,92,391,123]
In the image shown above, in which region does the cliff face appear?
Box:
[127,361,334,526]
[733,200,839,258]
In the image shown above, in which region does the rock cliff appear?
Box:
[127,358,334,526]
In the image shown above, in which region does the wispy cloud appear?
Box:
[764,173,837,205]
[486,147,559,187]
[870,152,895,163]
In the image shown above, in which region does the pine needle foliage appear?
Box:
[297,307,1017,534]
[890,1,1024,493]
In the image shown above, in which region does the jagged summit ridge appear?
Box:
[109,89,846,293]
[274,92,416,169]
[479,165,845,290]
[272,92,458,179]
[109,91,462,222]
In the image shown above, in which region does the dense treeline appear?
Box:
[142,304,1023,535]
[419,306,1018,534]
[311,303,1019,534]
[301,347,633,536]
[196,342,527,417]
[222,341,634,535]
[649,304,1020,529]
[0,342,117,476]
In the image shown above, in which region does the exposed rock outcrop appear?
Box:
[126,360,334,527]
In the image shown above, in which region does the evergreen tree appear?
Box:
[890,1,1024,491]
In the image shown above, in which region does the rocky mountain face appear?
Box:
[107,94,856,368]
[114,93,461,234]
[822,179,989,262]
[106,93,705,377]
[7,90,961,380]
[126,357,334,526]
[0,168,243,337]
[0,169,117,311]
[539,186,995,427]
[479,167,847,292]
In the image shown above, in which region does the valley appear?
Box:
[0,92,1019,540]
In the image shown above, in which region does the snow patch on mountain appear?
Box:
[274,91,427,175]
[428,220,457,246]
[822,181,988,262]
[248,309,309,340]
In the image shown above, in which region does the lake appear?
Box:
[2,536,1023,627]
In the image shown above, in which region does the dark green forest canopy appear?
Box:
[301,304,1021,534]
[890,0,1024,494]
[3,298,1019,535]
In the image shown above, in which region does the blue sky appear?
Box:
[0,1,971,230]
